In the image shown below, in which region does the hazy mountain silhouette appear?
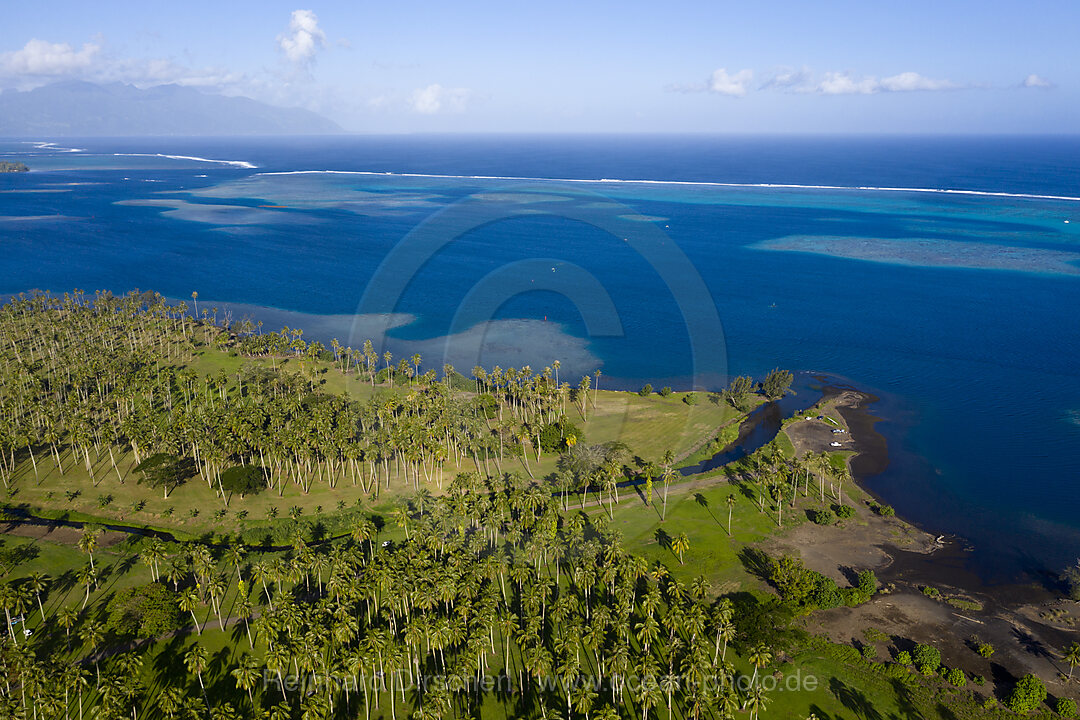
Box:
[0,81,343,135]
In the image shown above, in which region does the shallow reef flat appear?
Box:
[752,234,1080,276]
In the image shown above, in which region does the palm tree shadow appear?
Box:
[654,528,672,552]
[153,635,187,679]
[207,645,233,696]
[1012,627,1052,660]
[829,677,884,720]
[736,547,773,582]
[887,678,920,719]
[936,703,960,720]
[693,493,721,526]
[228,620,247,645]
[116,554,138,575]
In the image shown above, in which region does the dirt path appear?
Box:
[1,520,128,547]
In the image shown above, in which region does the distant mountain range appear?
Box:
[0,81,343,136]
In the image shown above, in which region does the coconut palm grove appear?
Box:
[0,288,1074,719]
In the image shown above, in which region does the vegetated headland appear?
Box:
[0,288,1076,720]
[0,162,29,173]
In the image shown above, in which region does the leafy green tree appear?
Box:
[1062,559,1080,601]
[105,583,182,637]
[723,376,754,410]
[761,368,793,400]
[769,555,817,608]
[220,465,266,499]
[1005,674,1047,714]
[912,644,941,674]
[856,570,878,598]
[946,668,966,687]
[133,453,195,499]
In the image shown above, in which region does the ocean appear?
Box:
[1,134,1078,582]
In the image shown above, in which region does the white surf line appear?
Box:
[23,141,85,153]
[112,153,257,169]
[253,169,1080,203]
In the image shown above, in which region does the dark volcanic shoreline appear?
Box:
[816,376,1065,606]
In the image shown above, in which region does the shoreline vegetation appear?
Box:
[0,288,1076,720]
[0,161,29,173]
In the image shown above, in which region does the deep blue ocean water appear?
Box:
[1,135,1078,582]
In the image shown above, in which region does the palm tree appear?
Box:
[725,494,736,536]
[1065,642,1080,681]
[210,702,239,720]
[748,644,772,685]
[77,565,97,609]
[659,672,680,720]
[660,466,676,521]
[57,605,78,648]
[594,706,619,720]
[0,584,17,644]
[770,483,783,527]
[671,533,689,565]
[392,503,411,540]
[140,541,166,582]
[231,653,262,707]
[634,674,662,720]
[179,589,203,635]
[236,597,255,647]
[266,644,291,702]
[26,572,48,620]
[743,684,769,720]
[572,684,598,720]
[78,619,104,683]
[226,544,247,585]
[77,527,100,571]
[184,644,210,707]
[158,687,186,720]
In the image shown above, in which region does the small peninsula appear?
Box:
[0,161,29,172]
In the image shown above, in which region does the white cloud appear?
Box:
[760,67,811,91]
[708,68,753,97]
[277,9,325,64]
[409,84,472,114]
[102,57,243,89]
[1022,73,1053,88]
[0,37,244,92]
[0,39,100,77]
[812,71,957,95]
[674,67,958,97]
[814,72,880,95]
[879,72,956,92]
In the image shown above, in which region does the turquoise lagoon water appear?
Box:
[1,135,1078,581]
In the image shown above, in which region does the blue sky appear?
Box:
[2,0,1075,132]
